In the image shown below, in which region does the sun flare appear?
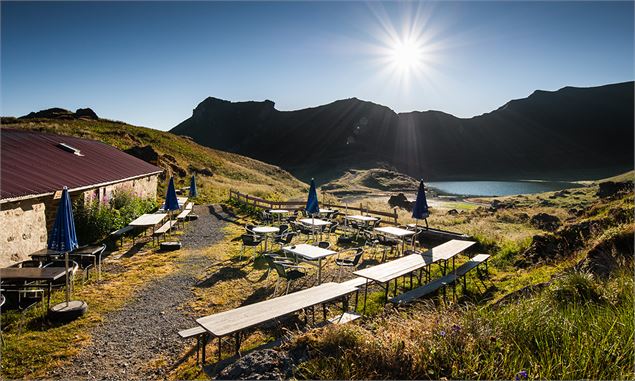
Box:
[389,38,424,72]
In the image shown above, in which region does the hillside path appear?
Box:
[52,204,228,380]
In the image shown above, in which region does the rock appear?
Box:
[516,212,530,222]
[530,213,561,231]
[216,349,298,380]
[124,145,160,165]
[388,193,414,211]
[568,208,578,215]
[574,226,634,278]
[539,199,555,207]
[447,209,459,216]
[597,181,633,198]
[75,108,99,119]
[490,199,514,210]
[188,165,214,177]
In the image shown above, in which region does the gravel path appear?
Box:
[54,205,228,380]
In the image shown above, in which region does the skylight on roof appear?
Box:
[57,142,84,156]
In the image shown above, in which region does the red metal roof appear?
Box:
[1,129,163,201]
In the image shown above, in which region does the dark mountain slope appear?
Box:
[172,82,634,182]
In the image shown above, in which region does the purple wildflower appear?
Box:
[439,330,446,337]
[451,324,461,332]
[515,370,528,380]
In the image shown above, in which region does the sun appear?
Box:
[389,38,424,72]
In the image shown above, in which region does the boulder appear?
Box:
[388,193,414,211]
[597,181,633,198]
[75,108,99,119]
[217,347,306,380]
[124,145,160,165]
[447,209,459,216]
[530,213,561,231]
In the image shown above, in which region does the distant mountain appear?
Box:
[172,82,634,182]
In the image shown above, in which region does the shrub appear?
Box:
[74,190,157,244]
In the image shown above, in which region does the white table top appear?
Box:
[269,209,289,214]
[252,226,280,234]
[299,218,331,226]
[177,196,188,204]
[319,208,335,213]
[196,282,358,336]
[129,213,167,226]
[375,226,415,237]
[283,243,337,260]
[346,215,378,222]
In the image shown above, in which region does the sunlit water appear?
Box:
[426,180,584,197]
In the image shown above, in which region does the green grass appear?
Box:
[294,271,634,380]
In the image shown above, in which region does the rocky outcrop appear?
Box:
[530,213,561,231]
[216,347,307,380]
[575,226,634,278]
[124,145,186,179]
[20,107,99,120]
[388,193,414,211]
[597,181,633,198]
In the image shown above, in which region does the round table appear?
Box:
[252,226,280,252]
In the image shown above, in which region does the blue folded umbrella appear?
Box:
[48,187,79,253]
[189,175,198,198]
[412,179,430,220]
[163,177,180,211]
[305,178,320,216]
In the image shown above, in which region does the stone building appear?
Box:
[0,129,162,266]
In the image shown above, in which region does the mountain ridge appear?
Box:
[172,81,634,183]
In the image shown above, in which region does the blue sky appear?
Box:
[2,1,633,130]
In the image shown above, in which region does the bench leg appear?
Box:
[235,332,241,357]
[322,303,327,321]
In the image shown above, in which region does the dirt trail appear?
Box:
[53,205,228,380]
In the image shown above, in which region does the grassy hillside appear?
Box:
[1,117,306,202]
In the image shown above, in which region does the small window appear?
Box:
[57,143,84,156]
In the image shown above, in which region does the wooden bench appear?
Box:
[389,273,458,305]
[453,254,491,289]
[176,209,192,227]
[110,225,135,247]
[153,220,176,244]
[185,202,194,210]
[178,326,208,365]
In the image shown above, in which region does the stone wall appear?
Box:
[0,198,48,267]
[1,174,158,267]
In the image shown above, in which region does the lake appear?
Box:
[426,180,584,197]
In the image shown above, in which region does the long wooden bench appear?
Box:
[178,326,208,365]
[110,225,135,247]
[389,273,458,305]
[153,220,176,244]
[453,254,490,289]
[389,254,491,305]
[176,209,192,227]
[185,202,194,210]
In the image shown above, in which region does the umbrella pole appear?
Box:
[65,252,70,306]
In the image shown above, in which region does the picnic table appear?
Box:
[0,267,71,308]
[283,243,337,284]
[30,245,106,279]
[196,282,358,362]
[354,239,475,312]
[129,213,167,235]
[374,226,415,254]
[252,226,279,251]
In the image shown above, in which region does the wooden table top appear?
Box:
[197,282,358,336]
[346,215,379,222]
[0,267,70,281]
[129,213,167,226]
